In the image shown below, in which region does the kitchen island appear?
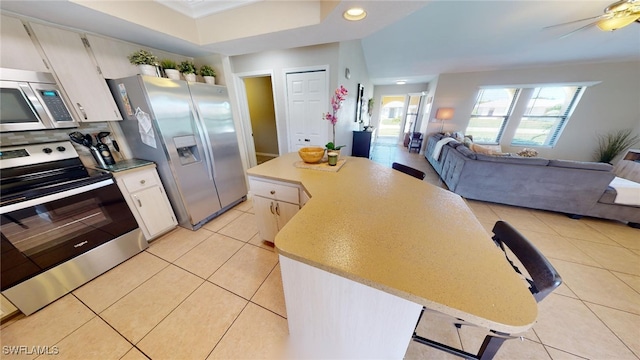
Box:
[246,153,537,358]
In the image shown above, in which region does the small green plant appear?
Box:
[160,59,177,69]
[594,128,640,163]
[325,142,345,150]
[178,61,197,75]
[200,65,216,77]
[127,49,157,65]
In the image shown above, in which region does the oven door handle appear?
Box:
[0,178,114,214]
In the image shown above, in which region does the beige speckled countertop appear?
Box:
[247,153,538,334]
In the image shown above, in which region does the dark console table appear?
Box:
[352,130,374,158]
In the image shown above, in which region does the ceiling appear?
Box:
[1,1,638,85]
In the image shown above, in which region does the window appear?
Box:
[465,88,519,143]
[511,86,583,147]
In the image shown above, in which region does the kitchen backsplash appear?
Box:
[0,122,124,167]
[1,122,110,146]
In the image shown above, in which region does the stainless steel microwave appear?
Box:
[0,68,77,132]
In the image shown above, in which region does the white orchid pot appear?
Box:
[203,76,216,85]
[138,64,158,77]
[165,69,180,80]
[183,73,196,82]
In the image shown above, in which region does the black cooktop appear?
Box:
[0,159,113,207]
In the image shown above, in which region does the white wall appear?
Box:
[229,40,372,156]
[230,43,339,155]
[429,60,640,162]
[337,40,372,154]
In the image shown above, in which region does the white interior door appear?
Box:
[286,71,327,150]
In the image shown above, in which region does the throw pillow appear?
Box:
[452,131,465,142]
[470,143,508,156]
[517,148,539,157]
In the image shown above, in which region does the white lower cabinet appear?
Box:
[249,176,306,243]
[253,196,300,243]
[114,165,177,241]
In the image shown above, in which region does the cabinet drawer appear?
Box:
[120,169,160,193]
[249,178,299,204]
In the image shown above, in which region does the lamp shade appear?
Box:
[435,107,454,120]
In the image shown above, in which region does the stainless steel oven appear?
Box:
[0,68,78,132]
[0,141,145,315]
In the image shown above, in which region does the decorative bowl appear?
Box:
[298,147,325,163]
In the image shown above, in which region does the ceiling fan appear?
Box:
[546,0,640,37]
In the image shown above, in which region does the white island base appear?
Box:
[280,255,423,359]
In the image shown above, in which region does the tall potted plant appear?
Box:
[178,61,197,82]
[594,128,640,164]
[128,49,158,77]
[323,85,348,153]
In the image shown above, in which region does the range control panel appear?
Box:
[0,141,79,169]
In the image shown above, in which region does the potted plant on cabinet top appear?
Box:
[128,49,158,77]
[160,59,180,80]
[200,65,216,84]
[178,61,197,82]
[323,85,348,154]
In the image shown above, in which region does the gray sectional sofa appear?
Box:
[425,133,640,227]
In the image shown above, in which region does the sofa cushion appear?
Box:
[475,154,550,166]
[455,145,477,159]
[548,159,613,172]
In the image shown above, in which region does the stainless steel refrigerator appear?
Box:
[108,76,247,230]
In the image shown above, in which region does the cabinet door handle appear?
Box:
[275,202,280,216]
[270,201,274,214]
[270,190,275,195]
[76,103,88,120]
[134,195,142,207]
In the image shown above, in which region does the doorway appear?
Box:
[377,95,406,144]
[245,76,279,164]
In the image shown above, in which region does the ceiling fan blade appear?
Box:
[543,15,603,29]
[558,21,599,39]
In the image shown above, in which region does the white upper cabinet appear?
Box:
[0,15,48,72]
[29,22,122,122]
[84,34,144,79]
[85,34,191,80]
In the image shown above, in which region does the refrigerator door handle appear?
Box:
[191,106,214,181]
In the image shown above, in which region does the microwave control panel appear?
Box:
[39,90,74,122]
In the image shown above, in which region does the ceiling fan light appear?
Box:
[597,13,640,30]
[604,0,632,13]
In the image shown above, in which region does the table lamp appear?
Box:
[435,107,454,133]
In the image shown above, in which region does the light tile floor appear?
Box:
[1,138,638,359]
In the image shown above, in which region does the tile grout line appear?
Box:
[580,295,640,360]
[132,278,208,356]
[71,293,151,360]
[203,300,252,360]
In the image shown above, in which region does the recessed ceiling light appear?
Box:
[396,80,407,85]
[343,7,367,21]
